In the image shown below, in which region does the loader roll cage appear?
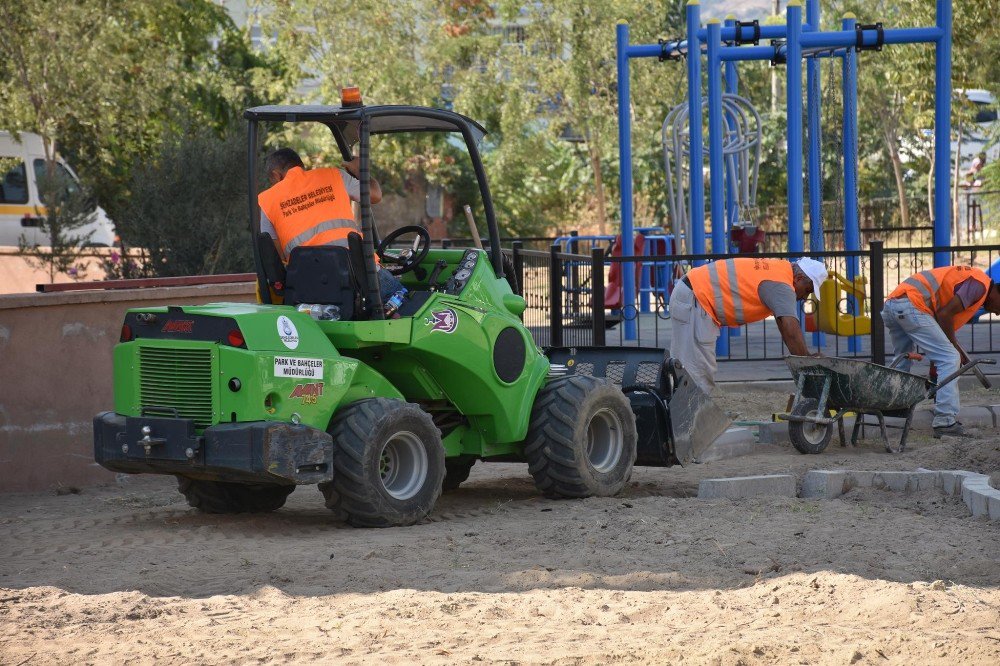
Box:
[243,104,504,317]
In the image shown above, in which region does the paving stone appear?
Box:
[960,475,993,517]
[697,474,796,500]
[989,492,1000,521]
[939,470,981,495]
[957,406,995,429]
[800,470,849,499]
[846,471,876,488]
[757,422,789,445]
[873,472,908,491]
[914,468,943,489]
[695,427,756,463]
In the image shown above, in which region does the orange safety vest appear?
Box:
[888,266,991,331]
[257,166,358,259]
[688,258,796,327]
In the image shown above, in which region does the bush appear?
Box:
[118,125,253,277]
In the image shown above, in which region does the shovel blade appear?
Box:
[669,366,732,464]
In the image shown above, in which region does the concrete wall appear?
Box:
[0,283,256,493]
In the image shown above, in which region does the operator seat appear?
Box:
[284,244,367,320]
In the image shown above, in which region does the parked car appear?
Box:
[0,131,116,247]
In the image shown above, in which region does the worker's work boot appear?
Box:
[933,421,971,439]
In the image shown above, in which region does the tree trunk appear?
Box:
[885,138,909,228]
[588,137,607,236]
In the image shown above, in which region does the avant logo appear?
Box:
[161,320,194,333]
[289,382,324,399]
[427,308,458,334]
[276,315,299,349]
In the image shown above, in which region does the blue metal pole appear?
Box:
[786,1,804,254]
[631,25,938,63]
[806,0,824,349]
[616,20,637,340]
[806,3,822,252]
[933,0,952,266]
[842,14,861,353]
[723,15,742,343]
[706,18,730,358]
[707,20,726,257]
[799,26,942,49]
[687,1,705,261]
[724,15,738,240]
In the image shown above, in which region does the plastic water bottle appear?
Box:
[384,287,408,318]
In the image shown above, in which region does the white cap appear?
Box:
[796,258,828,300]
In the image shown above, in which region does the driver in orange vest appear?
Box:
[258,147,403,300]
[670,257,828,393]
[883,265,1000,438]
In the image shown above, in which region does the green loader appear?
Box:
[94,99,728,527]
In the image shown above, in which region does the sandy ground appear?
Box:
[2,423,999,665]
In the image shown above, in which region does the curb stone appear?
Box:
[697,474,796,499]
[694,427,756,463]
[800,468,1000,520]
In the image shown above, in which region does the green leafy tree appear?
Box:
[17,169,95,284]
[0,0,291,223]
[117,125,254,277]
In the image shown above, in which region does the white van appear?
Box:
[0,131,117,247]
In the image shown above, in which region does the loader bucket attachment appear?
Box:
[665,360,731,463]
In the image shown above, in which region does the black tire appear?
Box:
[319,398,444,527]
[524,375,637,498]
[442,458,476,492]
[788,398,833,454]
[176,477,293,514]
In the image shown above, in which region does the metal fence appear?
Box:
[511,240,1000,364]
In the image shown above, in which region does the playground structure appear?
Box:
[662,93,762,256]
[615,0,957,345]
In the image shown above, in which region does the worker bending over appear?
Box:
[670,257,828,393]
[884,265,1000,438]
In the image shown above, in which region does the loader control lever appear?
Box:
[428,259,449,290]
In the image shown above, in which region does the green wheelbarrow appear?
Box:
[779,355,996,454]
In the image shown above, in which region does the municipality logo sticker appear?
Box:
[277,315,299,349]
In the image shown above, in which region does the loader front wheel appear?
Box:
[177,477,293,514]
[524,375,637,498]
[319,399,444,527]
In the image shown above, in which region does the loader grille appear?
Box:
[138,346,215,429]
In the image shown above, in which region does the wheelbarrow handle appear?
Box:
[928,358,998,397]
[954,341,992,389]
[889,352,924,369]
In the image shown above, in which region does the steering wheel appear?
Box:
[377,225,431,274]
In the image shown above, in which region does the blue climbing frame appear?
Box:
[615,0,954,342]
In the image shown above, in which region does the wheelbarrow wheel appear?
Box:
[788,398,833,455]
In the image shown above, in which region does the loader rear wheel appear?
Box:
[176,477,293,514]
[319,399,445,527]
[442,458,476,492]
[524,375,637,498]
[788,398,833,455]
